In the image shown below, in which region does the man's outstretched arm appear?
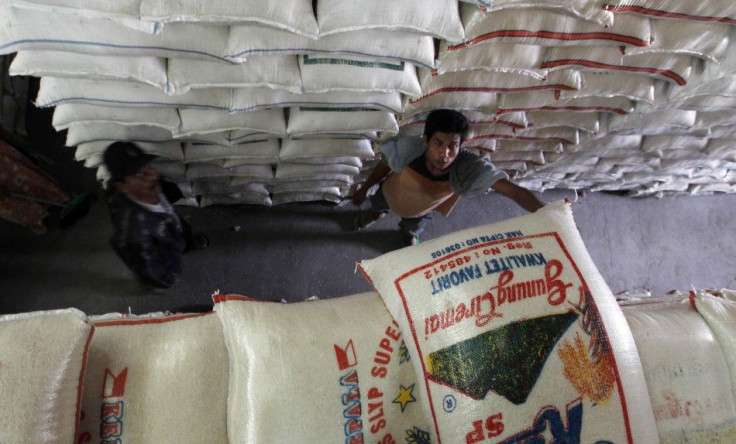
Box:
[490,179,546,213]
[351,157,391,205]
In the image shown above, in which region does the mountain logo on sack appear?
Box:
[335,339,358,370]
[425,312,578,404]
[100,367,128,443]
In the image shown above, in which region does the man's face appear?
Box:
[423,131,462,176]
[115,164,161,204]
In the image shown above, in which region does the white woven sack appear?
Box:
[699,28,736,84]
[496,139,565,154]
[166,56,302,95]
[465,123,515,146]
[184,140,280,166]
[299,55,421,97]
[0,309,92,444]
[11,0,154,34]
[200,193,272,207]
[286,108,398,139]
[279,138,375,164]
[186,131,271,147]
[542,46,693,86]
[175,108,286,139]
[461,7,650,47]
[225,25,436,68]
[399,111,529,138]
[270,181,345,195]
[9,51,168,89]
[402,91,499,119]
[417,68,582,97]
[572,134,642,155]
[357,201,658,443]
[270,179,357,192]
[271,189,344,204]
[622,298,736,442]
[84,154,105,168]
[558,72,655,104]
[472,0,613,27]
[689,183,736,195]
[77,313,228,444]
[492,160,529,175]
[491,150,545,164]
[607,110,696,135]
[139,0,319,38]
[595,154,660,173]
[656,146,724,161]
[0,7,232,62]
[673,95,736,112]
[435,42,548,80]
[191,181,269,196]
[468,111,529,130]
[79,141,183,163]
[514,127,580,145]
[641,135,709,154]
[275,163,360,183]
[605,0,736,24]
[527,111,600,134]
[230,88,403,114]
[214,292,433,443]
[623,19,730,63]
[185,163,274,181]
[463,136,498,153]
[534,153,600,173]
[706,139,736,161]
[669,73,736,104]
[317,0,464,43]
[35,77,232,110]
[497,91,635,115]
[691,291,736,416]
[53,104,180,131]
[65,123,175,147]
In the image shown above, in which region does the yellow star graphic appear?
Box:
[392,383,416,412]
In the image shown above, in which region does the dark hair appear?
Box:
[103,141,155,185]
[423,109,470,143]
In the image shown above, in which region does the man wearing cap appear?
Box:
[103,141,208,290]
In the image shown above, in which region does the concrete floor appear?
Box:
[1,181,735,316]
[1,104,735,316]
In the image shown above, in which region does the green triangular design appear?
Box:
[426,311,579,404]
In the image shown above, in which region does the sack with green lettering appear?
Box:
[214,292,433,444]
[77,312,228,443]
[358,200,658,443]
[0,308,93,444]
[622,298,736,442]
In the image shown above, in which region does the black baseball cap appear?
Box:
[103,142,155,184]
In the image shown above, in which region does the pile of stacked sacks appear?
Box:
[2,1,736,202]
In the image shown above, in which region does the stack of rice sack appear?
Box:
[620,293,736,442]
[0,0,444,206]
[2,0,736,203]
[3,202,736,442]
